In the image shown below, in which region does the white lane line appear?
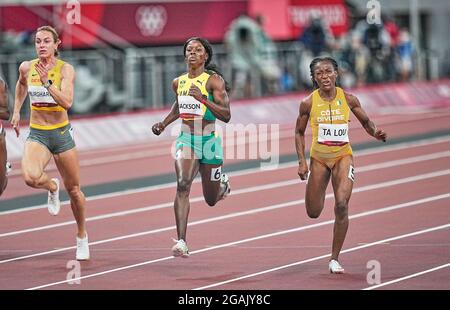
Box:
[3,134,450,217]
[2,148,450,237]
[193,224,450,290]
[1,182,448,266]
[363,263,450,290]
[27,222,450,290]
[7,126,297,177]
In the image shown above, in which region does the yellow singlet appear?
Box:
[310,87,353,162]
[27,58,66,113]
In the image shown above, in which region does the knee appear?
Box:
[305,201,321,219]
[334,201,348,220]
[177,178,192,194]
[204,196,217,207]
[306,209,321,219]
[67,185,84,201]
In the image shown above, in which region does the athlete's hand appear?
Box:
[35,61,50,85]
[298,162,309,181]
[188,84,204,102]
[374,128,387,142]
[152,122,165,136]
[10,112,20,137]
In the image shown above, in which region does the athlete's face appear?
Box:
[185,40,208,67]
[35,31,60,59]
[313,61,337,91]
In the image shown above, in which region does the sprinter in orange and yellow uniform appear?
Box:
[295,57,387,274]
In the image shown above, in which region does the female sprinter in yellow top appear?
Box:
[152,37,231,258]
[11,26,89,260]
[295,57,387,273]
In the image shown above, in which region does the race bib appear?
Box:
[178,96,205,119]
[28,85,58,107]
[318,123,349,146]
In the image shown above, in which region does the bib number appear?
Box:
[178,96,205,119]
[318,123,349,146]
[211,167,222,181]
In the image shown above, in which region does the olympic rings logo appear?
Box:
[135,5,167,37]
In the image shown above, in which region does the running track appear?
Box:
[0,109,449,290]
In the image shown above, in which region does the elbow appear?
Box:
[62,100,73,110]
[222,114,231,123]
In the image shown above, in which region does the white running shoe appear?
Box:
[171,238,189,258]
[76,234,90,261]
[329,259,345,274]
[5,162,12,175]
[220,173,231,200]
[47,178,60,216]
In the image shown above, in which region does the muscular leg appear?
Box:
[54,148,86,238]
[199,163,227,207]
[330,155,354,261]
[0,130,7,195]
[21,141,56,192]
[174,147,199,241]
[305,158,331,218]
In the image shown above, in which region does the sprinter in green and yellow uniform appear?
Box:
[152,37,231,258]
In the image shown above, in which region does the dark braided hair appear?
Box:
[183,37,231,92]
[309,56,339,90]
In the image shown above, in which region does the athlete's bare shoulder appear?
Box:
[61,61,75,72]
[172,77,180,92]
[18,61,31,75]
[299,92,313,114]
[343,90,361,110]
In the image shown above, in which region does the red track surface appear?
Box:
[0,109,449,290]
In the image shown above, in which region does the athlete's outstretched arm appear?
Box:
[295,97,311,180]
[191,74,231,123]
[345,92,387,142]
[11,61,30,137]
[152,78,180,135]
[0,79,9,121]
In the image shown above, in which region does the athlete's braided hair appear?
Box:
[309,56,339,90]
[183,37,230,92]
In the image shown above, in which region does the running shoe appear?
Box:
[5,162,12,175]
[76,233,90,261]
[220,173,231,199]
[47,178,60,216]
[172,238,189,258]
[329,259,345,274]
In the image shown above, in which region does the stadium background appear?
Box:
[0,0,450,293]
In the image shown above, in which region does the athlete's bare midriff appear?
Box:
[182,119,215,136]
[30,110,68,127]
